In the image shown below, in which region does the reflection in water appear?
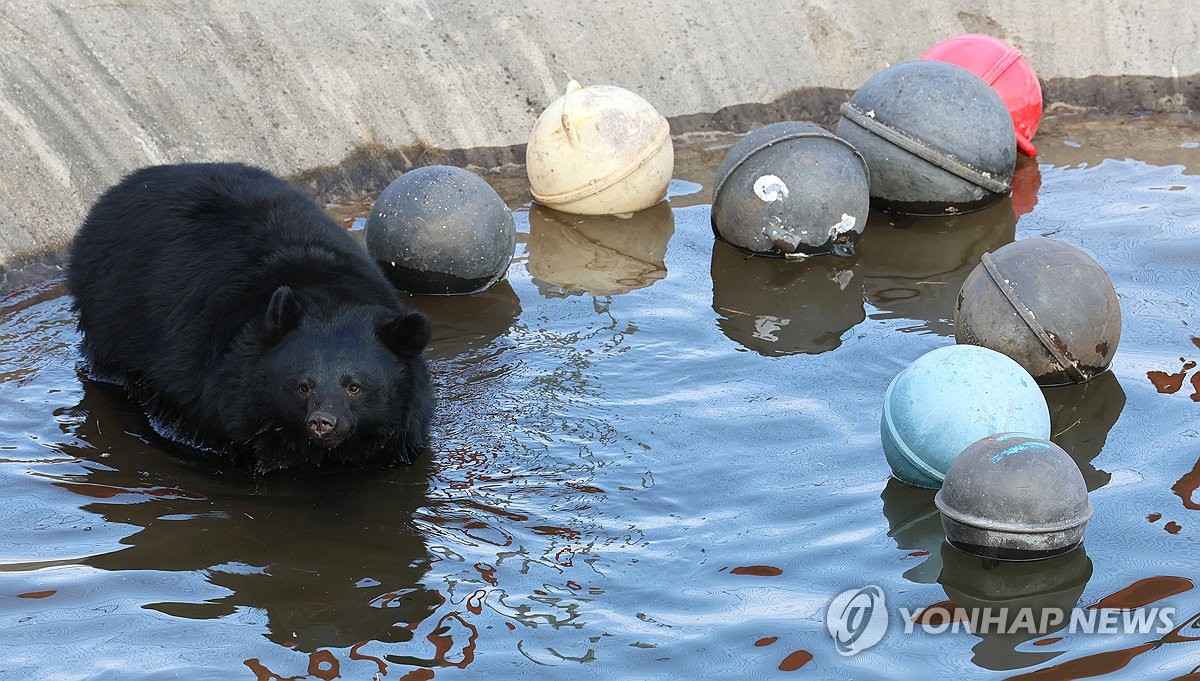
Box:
[778,649,814,671]
[1044,371,1125,491]
[881,477,945,584]
[400,279,522,357]
[859,197,1016,335]
[1174,457,1200,511]
[1089,576,1193,609]
[937,543,1093,672]
[1006,610,1200,681]
[1148,358,1197,394]
[1011,157,1043,218]
[711,240,864,355]
[55,382,441,652]
[526,202,675,297]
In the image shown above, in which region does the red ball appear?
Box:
[922,34,1043,157]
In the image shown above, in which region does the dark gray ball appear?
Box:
[366,166,516,295]
[712,121,869,258]
[956,237,1121,386]
[837,60,1016,216]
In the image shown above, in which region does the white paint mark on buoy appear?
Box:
[827,213,857,237]
[753,174,789,202]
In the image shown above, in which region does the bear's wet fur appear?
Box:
[68,162,433,474]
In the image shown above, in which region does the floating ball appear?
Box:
[711,121,869,257]
[526,80,673,215]
[935,433,1092,561]
[881,344,1050,489]
[922,34,1043,157]
[955,237,1121,386]
[366,165,516,295]
[836,60,1016,215]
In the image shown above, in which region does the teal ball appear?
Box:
[881,344,1050,488]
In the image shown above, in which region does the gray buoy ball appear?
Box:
[935,433,1092,561]
[366,166,517,295]
[836,60,1016,215]
[956,237,1122,386]
[712,121,869,258]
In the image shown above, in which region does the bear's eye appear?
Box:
[297,383,310,395]
[346,383,361,396]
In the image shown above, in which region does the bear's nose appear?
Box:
[307,413,337,439]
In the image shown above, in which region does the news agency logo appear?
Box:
[826,585,889,656]
[826,584,1182,655]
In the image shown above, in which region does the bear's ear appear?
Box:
[379,310,431,357]
[263,285,300,342]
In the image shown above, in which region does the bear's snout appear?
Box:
[306,410,348,447]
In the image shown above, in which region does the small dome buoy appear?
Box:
[936,433,1092,561]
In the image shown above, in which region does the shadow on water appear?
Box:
[526,203,675,298]
[881,478,945,584]
[710,240,864,355]
[858,196,1017,335]
[52,380,442,652]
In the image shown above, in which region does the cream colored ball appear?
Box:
[527,80,674,215]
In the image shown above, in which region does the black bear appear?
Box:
[68,162,433,474]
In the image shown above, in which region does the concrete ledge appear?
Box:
[2,0,1199,271]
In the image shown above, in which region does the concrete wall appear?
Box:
[2,0,1199,270]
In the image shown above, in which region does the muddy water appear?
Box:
[3,114,1200,679]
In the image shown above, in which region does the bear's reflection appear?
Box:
[859,197,1016,335]
[56,381,440,652]
[711,240,865,356]
[526,203,675,297]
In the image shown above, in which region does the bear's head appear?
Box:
[228,285,433,470]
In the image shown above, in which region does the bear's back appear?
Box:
[69,163,403,431]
